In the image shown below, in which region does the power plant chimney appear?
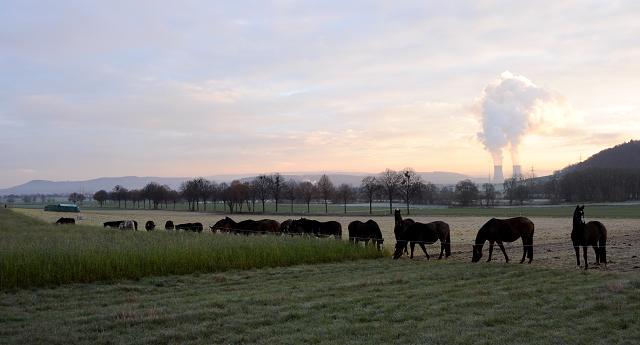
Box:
[513,165,523,179]
[493,165,504,183]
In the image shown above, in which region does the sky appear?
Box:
[2,1,640,189]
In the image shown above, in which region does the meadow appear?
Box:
[2,206,640,343]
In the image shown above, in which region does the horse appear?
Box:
[571,205,607,270]
[165,220,175,230]
[55,217,75,225]
[348,220,384,250]
[293,218,342,239]
[119,220,136,230]
[104,220,124,228]
[471,217,534,264]
[145,220,156,231]
[175,222,204,233]
[254,219,281,234]
[394,208,415,239]
[218,217,259,235]
[280,219,294,233]
[392,221,450,260]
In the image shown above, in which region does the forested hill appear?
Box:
[563,140,640,172]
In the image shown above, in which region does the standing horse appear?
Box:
[394,208,415,239]
[472,217,534,264]
[348,220,384,250]
[392,221,451,260]
[571,205,607,270]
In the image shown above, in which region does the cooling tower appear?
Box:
[513,165,523,179]
[493,166,504,183]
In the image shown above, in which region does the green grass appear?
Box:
[0,208,388,289]
[1,259,639,344]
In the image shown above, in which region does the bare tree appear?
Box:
[317,174,335,213]
[482,183,496,206]
[378,168,402,214]
[399,168,424,215]
[269,173,284,212]
[254,174,273,212]
[360,176,379,214]
[283,179,298,212]
[336,183,355,213]
[111,185,128,208]
[296,181,316,213]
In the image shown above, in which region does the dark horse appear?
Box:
[394,208,415,239]
[175,222,204,233]
[348,220,384,250]
[216,217,280,235]
[55,217,75,225]
[291,218,342,239]
[571,205,607,270]
[392,221,451,260]
[472,217,534,264]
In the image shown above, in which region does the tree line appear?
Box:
[86,166,640,212]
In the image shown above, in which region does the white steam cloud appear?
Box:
[469,71,577,166]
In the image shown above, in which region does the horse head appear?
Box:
[573,205,585,226]
[392,241,408,260]
[471,244,483,262]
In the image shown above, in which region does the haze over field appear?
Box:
[2,1,639,189]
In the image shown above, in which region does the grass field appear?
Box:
[2,257,639,344]
[2,207,640,343]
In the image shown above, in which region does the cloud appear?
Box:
[468,71,578,165]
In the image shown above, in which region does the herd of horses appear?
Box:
[55,205,608,270]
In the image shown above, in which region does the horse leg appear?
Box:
[593,245,600,267]
[497,241,509,263]
[419,243,429,260]
[409,242,416,259]
[519,240,527,264]
[574,246,581,268]
[583,246,589,270]
[438,241,445,260]
[487,241,495,262]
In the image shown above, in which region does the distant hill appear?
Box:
[563,140,640,172]
[0,171,481,196]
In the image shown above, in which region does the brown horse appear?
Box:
[392,221,451,260]
[348,220,384,250]
[472,217,534,264]
[571,205,607,270]
[394,208,415,239]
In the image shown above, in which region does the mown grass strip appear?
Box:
[0,208,389,289]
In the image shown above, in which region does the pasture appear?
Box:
[3,207,640,343]
[13,207,640,272]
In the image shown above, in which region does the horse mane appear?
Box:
[475,218,496,244]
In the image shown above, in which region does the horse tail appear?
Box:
[445,231,451,257]
[527,225,535,260]
[599,224,607,264]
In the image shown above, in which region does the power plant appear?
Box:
[512,165,523,179]
[493,165,504,183]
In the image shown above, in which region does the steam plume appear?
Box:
[469,71,576,166]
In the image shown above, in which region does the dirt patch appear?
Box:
[14,208,640,273]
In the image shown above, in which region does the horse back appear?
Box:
[497,217,533,243]
[585,221,607,245]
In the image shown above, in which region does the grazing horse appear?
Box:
[119,220,136,230]
[104,220,124,228]
[472,217,534,264]
[55,217,75,225]
[348,220,384,250]
[293,218,342,239]
[392,221,451,260]
[280,219,294,233]
[175,222,204,232]
[165,220,175,230]
[254,219,281,234]
[145,220,156,231]
[571,205,607,270]
[218,217,260,235]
